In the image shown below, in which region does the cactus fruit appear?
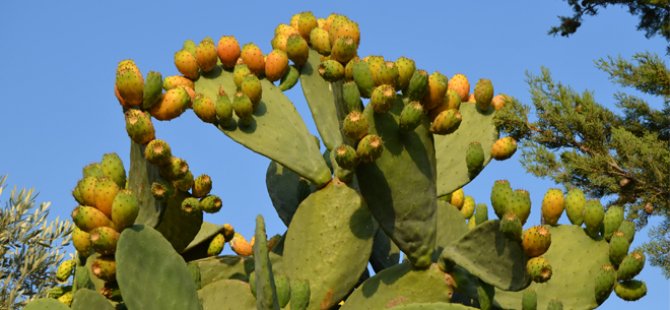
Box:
[541,188,564,226]
[318,59,345,82]
[193,93,217,123]
[356,134,384,163]
[195,39,218,73]
[233,64,253,88]
[71,205,114,232]
[274,274,291,308]
[491,136,517,160]
[565,188,587,226]
[584,199,605,238]
[143,71,163,110]
[181,197,200,213]
[343,111,369,141]
[617,251,645,281]
[164,75,194,91]
[100,153,126,189]
[431,89,461,120]
[72,226,93,256]
[233,92,254,121]
[430,109,461,135]
[174,49,200,80]
[240,74,263,105]
[150,86,191,121]
[423,71,448,110]
[124,109,155,145]
[192,174,212,198]
[526,256,552,283]
[522,290,537,310]
[144,139,172,166]
[374,61,399,87]
[352,60,375,97]
[83,163,104,178]
[474,79,494,111]
[215,91,234,123]
[56,259,76,282]
[399,101,424,131]
[448,74,470,102]
[289,279,310,310]
[474,203,489,225]
[334,144,358,170]
[91,177,120,218]
[217,36,241,69]
[111,189,139,229]
[617,220,636,243]
[291,11,318,40]
[159,156,189,181]
[151,180,174,200]
[240,43,265,76]
[91,256,117,282]
[614,280,647,301]
[394,57,416,91]
[450,188,465,209]
[285,35,309,67]
[183,39,197,56]
[278,65,300,91]
[90,226,121,255]
[230,233,253,256]
[492,94,508,110]
[207,233,225,257]
[407,69,429,101]
[309,27,331,56]
[491,180,513,219]
[343,81,363,112]
[369,84,395,113]
[522,225,551,257]
[265,49,290,82]
[603,205,624,241]
[58,291,74,306]
[465,142,485,177]
[609,231,630,266]
[500,212,523,241]
[461,196,476,218]
[115,60,144,107]
[173,170,194,192]
[594,263,617,304]
[200,195,222,213]
[331,36,357,64]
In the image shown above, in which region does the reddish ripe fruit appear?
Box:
[217,36,241,70]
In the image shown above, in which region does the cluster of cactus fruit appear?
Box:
[26,11,648,310]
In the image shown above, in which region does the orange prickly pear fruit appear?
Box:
[230,233,253,256]
[196,38,218,73]
[285,34,309,67]
[115,60,144,107]
[492,94,509,110]
[91,256,117,282]
[217,35,241,70]
[192,174,212,198]
[290,11,318,41]
[144,139,172,166]
[111,189,139,230]
[328,15,360,46]
[174,49,200,80]
[93,177,120,218]
[423,71,448,111]
[309,27,331,56]
[150,86,191,121]
[240,43,265,76]
[522,225,552,257]
[193,93,217,123]
[265,49,289,82]
[71,205,114,232]
[491,136,517,160]
[74,176,98,207]
[124,109,155,145]
[90,226,120,255]
[448,73,470,102]
[542,188,565,226]
[474,79,494,112]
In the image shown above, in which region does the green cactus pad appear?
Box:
[181,222,224,261]
[435,104,498,197]
[369,227,401,273]
[435,200,469,258]
[253,215,280,310]
[198,279,256,310]
[494,225,610,309]
[80,254,106,292]
[71,289,114,310]
[341,263,453,309]
[391,303,479,310]
[154,192,203,253]
[23,298,71,310]
[128,141,165,227]
[356,97,437,268]
[283,180,374,310]
[195,67,331,186]
[189,255,254,288]
[266,161,313,226]
[116,225,201,310]
[441,220,530,290]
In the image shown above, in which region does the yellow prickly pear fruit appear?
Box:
[450,188,465,209]
[74,176,98,207]
[491,136,517,160]
[309,27,331,56]
[72,226,94,257]
[342,111,369,141]
[241,73,263,106]
[115,60,144,107]
[58,291,74,306]
[356,134,384,163]
[71,205,114,232]
[541,188,565,226]
[207,233,226,257]
[328,15,360,46]
[144,139,172,166]
[111,189,139,230]
[125,109,155,145]
[56,259,76,282]
[222,223,235,242]
[448,73,470,102]
[93,177,120,218]
[474,79,494,112]
[430,109,462,135]
[196,38,218,73]
[163,75,194,90]
[468,214,477,230]
[200,195,222,213]
[240,43,265,76]
[290,11,318,41]
[370,84,395,114]
[331,36,357,64]
[526,256,552,283]
[91,256,117,282]
[430,89,462,120]
[265,49,289,82]
[522,225,552,257]
[217,35,241,70]
[395,57,416,92]
[461,195,475,216]
[285,34,309,67]
[423,71,449,111]
[174,49,200,80]
[150,87,191,121]
[344,57,360,81]
[192,174,212,198]
[233,63,253,88]
[492,94,509,110]
[230,233,253,256]
[90,226,120,255]
[193,93,217,123]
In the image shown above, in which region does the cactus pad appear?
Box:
[71,289,114,310]
[198,279,256,310]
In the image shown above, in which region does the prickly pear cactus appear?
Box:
[26,11,648,310]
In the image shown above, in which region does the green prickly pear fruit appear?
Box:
[163,75,194,91]
[241,74,263,106]
[111,189,139,230]
[522,290,537,310]
[215,91,234,124]
[142,71,163,110]
[318,59,345,82]
[289,279,310,310]
[450,188,465,209]
[151,180,174,200]
[609,231,630,266]
[508,189,531,224]
[541,188,564,226]
[207,233,225,257]
[395,57,416,91]
[265,49,289,82]
[150,86,190,121]
[526,256,552,283]
[369,84,395,113]
[233,92,254,123]
[342,111,369,141]
[603,205,624,241]
[584,199,605,238]
[72,226,93,257]
[181,197,200,213]
[285,34,309,67]
[230,233,253,256]
[90,226,120,255]
[343,81,362,113]
[500,212,523,241]
[460,196,475,219]
[200,195,222,213]
[331,36,357,64]
[546,299,563,310]
[399,101,424,131]
[474,79,494,112]
[193,93,217,123]
[159,156,189,181]
[309,27,331,56]
[56,259,76,282]
[57,291,73,306]
[115,60,144,107]
[290,11,318,40]
[356,134,384,163]
[491,136,517,160]
[173,170,194,192]
[93,177,120,218]
[465,142,485,177]
[565,188,586,226]
[474,203,488,226]
[594,263,617,304]
[278,65,300,91]
[100,153,126,189]
[617,220,636,243]
[83,163,104,178]
[71,205,113,232]
[233,64,253,88]
[430,109,462,135]
[407,69,429,101]
[448,73,470,102]
[217,36,241,70]
[240,43,265,76]
[492,94,509,110]
[422,71,448,111]
[144,139,172,166]
[352,60,374,98]
[125,109,155,145]
[334,144,358,170]
[344,57,359,81]
[91,256,117,282]
[614,280,647,301]
[183,39,197,56]
[491,180,513,219]
[522,225,551,257]
[374,61,399,87]
[249,270,257,297]
[174,49,200,80]
[617,251,645,281]
[273,274,291,308]
[196,39,218,73]
[192,174,212,198]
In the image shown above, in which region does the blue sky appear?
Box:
[1,1,668,308]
